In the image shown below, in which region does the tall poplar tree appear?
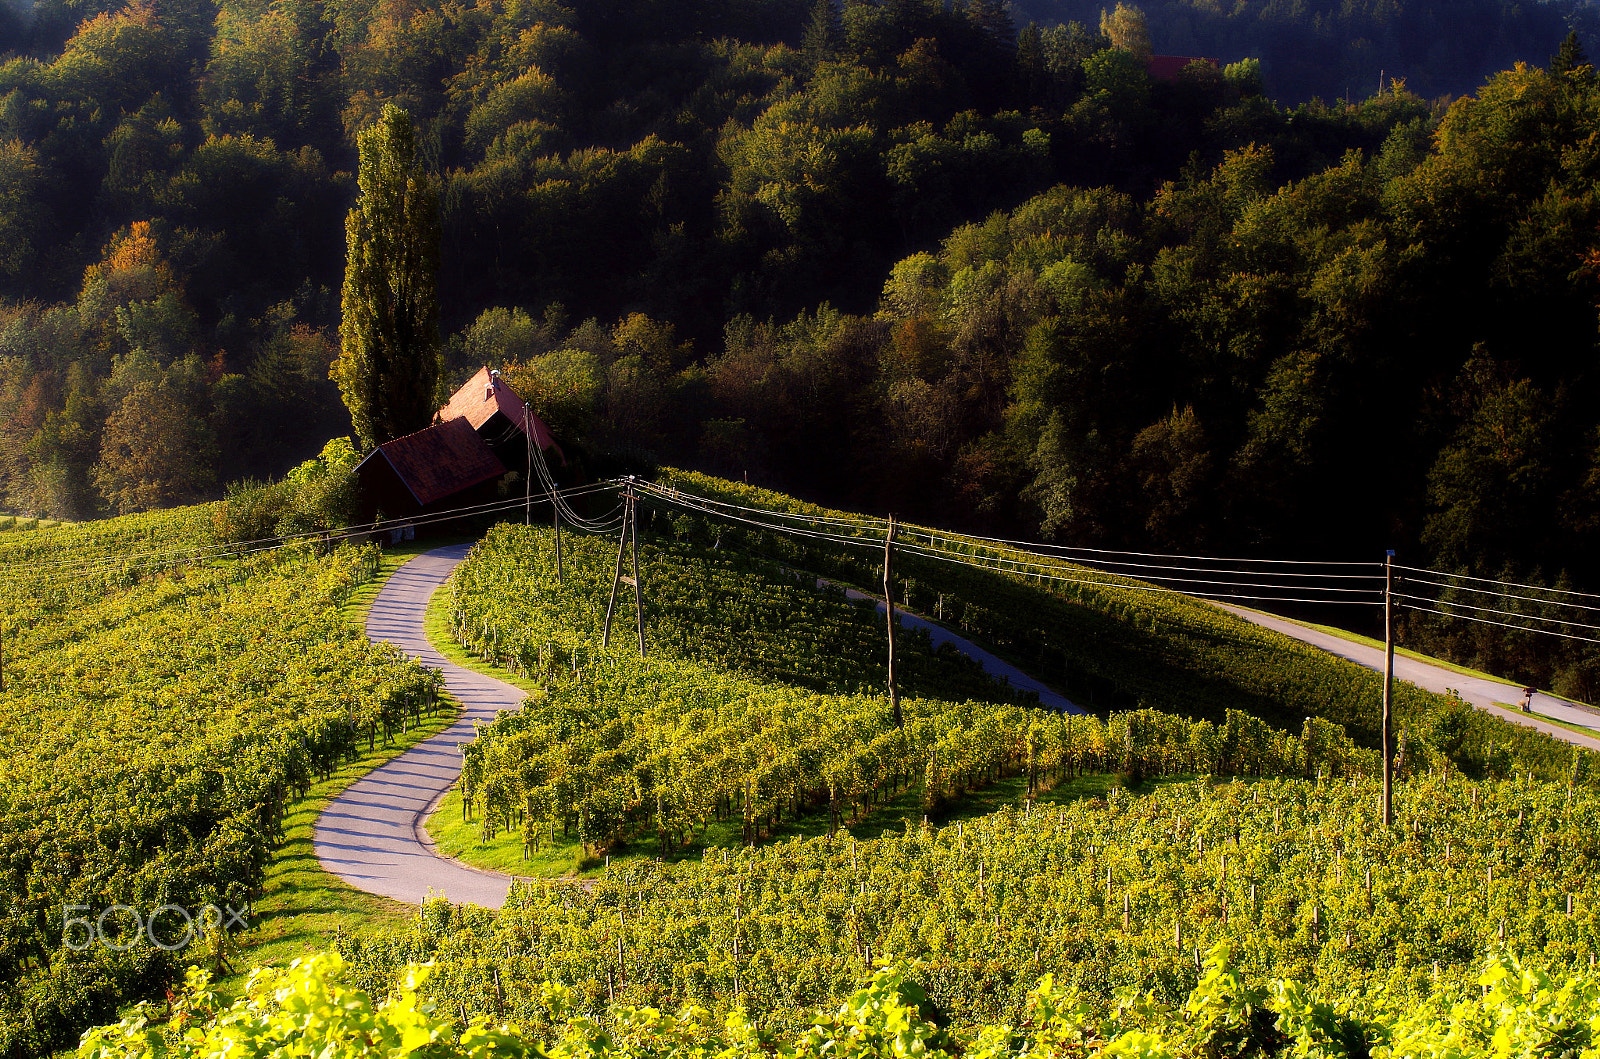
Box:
[333,104,442,451]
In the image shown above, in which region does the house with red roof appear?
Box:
[354,367,565,527]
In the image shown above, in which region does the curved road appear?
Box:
[1219,604,1600,752]
[314,543,516,909]
[828,582,1081,713]
[312,544,1598,910]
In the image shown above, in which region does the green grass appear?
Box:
[422,576,544,697]
[1491,703,1600,738]
[341,536,474,626]
[222,703,459,995]
[221,534,473,988]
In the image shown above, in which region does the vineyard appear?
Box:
[650,471,1594,782]
[0,509,437,1059]
[443,525,1371,861]
[346,772,1600,1041]
[74,945,1600,1059]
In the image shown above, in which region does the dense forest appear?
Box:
[4,0,1600,649]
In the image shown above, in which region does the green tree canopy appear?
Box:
[332,103,442,451]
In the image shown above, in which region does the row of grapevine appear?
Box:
[342,772,1600,1041]
[447,525,1371,855]
[652,470,1596,784]
[448,525,1018,706]
[77,945,1600,1059]
[0,512,439,1059]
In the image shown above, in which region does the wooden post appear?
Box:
[602,496,630,649]
[554,488,564,585]
[885,515,901,728]
[1382,550,1395,828]
[630,483,646,659]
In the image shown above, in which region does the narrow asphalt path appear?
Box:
[827,582,1082,713]
[1218,603,1600,752]
[314,544,517,909]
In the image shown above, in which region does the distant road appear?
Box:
[825,581,1082,713]
[313,544,515,909]
[1218,604,1600,753]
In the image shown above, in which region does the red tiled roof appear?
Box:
[370,417,506,507]
[438,366,564,458]
[1148,55,1219,80]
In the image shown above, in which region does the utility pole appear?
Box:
[603,482,646,657]
[630,481,646,659]
[524,405,532,527]
[603,493,629,650]
[885,515,901,728]
[1382,549,1395,828]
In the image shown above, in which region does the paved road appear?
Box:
[829,583,1082,713]
[313,544,516,909]
[1218,603,1600,752]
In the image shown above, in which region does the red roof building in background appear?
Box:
[1147,55,1220,81]
[438,366,565,464]
[354,367,565,525]
[364,417,506,509]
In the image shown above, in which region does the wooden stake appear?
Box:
[885,515,901,728]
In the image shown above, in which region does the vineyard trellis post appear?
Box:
[885,514,901,729]
[1382,549,1395,829]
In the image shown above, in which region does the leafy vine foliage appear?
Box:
[338,774,1600,1041]
[72,947,1600,1059]
[445,522,1371,856]
[0,512,439,1059]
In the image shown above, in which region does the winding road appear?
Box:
[313,544,516,909]
[313,543,1599,910]
[1220,604,1600,752]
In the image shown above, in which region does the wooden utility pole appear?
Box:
[552,482,564,585]
[1382,549,1395,828]
[524,406,532,527]
[885,515,901,728]
[630,482,646,659]
[603,493,630,649]
[602,483,646,657]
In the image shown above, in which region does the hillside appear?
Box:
[8,0,1600,670]
[0,508,441,1059]
[5,473,1598,1059]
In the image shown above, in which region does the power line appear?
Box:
[638,482,1384,607]
[898,538,1385,607]
[1398,574,1600,614]
[4,482,628,588]
[898,540,1382,597]
[919,527,1383,568]
[1399,602,1600,646]
[1395,563,1600,603]
[1395,593,1600,634]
